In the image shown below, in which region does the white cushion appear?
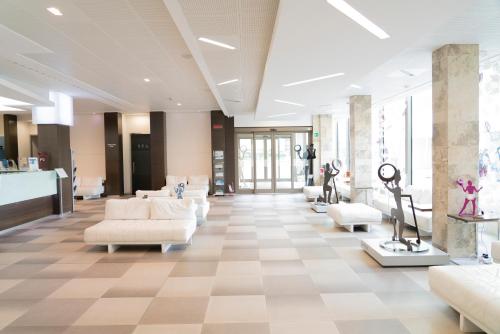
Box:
[150,198,196,220]
[104,198,150,220]
[327,203,382,225]
[136,190,170,198]
[84,219,196,244]
[429,264,500,334]
[166,175,187,185]
[188,175,209,185]
[303,186,323,198]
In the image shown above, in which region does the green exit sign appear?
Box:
[313,131,319,138]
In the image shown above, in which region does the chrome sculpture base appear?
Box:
[361,238,449,267]
[379,239,430,253]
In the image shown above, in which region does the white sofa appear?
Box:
[84,197,197,253]
[429,242,500,333]
[303,181,351,202]
[163,175,210,196]
[137,189,209,224]
[372,185,432,235]
[327,202,382,232]
[74,176,104,199]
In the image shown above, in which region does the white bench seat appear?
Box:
[327,202,382,232]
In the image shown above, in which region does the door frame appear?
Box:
[235,127,312,194]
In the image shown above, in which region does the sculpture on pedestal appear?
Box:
[319,160,341,204]
[174,183,185,199]
[378,163,422,252]
[457,179,483,216]
[295,144,316,186]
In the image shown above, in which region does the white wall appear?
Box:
[70,114,105,178]
[234,114,312,127]
[122,113,150,194]
[166,112,212,178]
[17,121,37,159]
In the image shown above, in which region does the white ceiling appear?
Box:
[0,0,499,120]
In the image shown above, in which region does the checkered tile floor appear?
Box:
[0,194,461,333]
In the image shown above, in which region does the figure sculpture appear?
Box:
[319,160,341,204]
[378,163,421,251]
[174,182,185,199]
[295,144,316,186]
[457,179,482,216]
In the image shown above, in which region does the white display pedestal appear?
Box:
[311,202,328,213]
[361,238,450,267]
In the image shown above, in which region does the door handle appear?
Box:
[132,161,135,174]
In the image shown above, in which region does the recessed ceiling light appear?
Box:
[198,37,236,50]
[274,99,305,107]
[268,112,297,119]
[46,7,63,16]
[326,0,390,39]
[350,84,362,89]
[177,102,182,106]
[0,105,24,112]
[144,78,150,82]
[283,73,344,87]
[0,97,32,106]
[217,79,239,86]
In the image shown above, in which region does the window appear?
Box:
[411,88,432,185]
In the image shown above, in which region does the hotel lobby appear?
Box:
[1,0,500,333]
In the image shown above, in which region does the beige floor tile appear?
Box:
[205,296,268,323]
[158,277,214,297]
[79,263,132,278]
[64,325,135,334]
[212,275,263,295]
[263,275,318,295]
[266,295,330,322]
[270,322,340,334]
[259,248,299,261]
[0,279,68,299]
[170,262,218,277]
[134,324,202,334]
[11,299,95,326]
[140,297,208,324]
[49,278,118,299]
[216,261,261,276]
[121,263,175,280]
[260,260,307,276]
[221,249,259,261]
[75,298,152,325]
[334,319,411,334]
[0,279,22,294]
[103,278,165,298]
[0,300,34,330]
[34,264,93,279]
[202,323,269,334]
[321,293,392,320]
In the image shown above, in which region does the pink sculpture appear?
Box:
[457,179,483,216]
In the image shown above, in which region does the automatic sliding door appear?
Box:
[255,134,272,191]
[237,134,254,192]
[274,134,293,190]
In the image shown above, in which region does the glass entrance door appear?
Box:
[236,131,310,193]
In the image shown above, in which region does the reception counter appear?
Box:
[0,171,58,230]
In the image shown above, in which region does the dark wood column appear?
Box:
[3,114,18,161]
[211,110,235,194]
[37,124,73,213]
[150,111,166,190]
[104,112,124,195]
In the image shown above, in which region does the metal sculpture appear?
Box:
[457,179,483,216]
[174,182,185,199]
[378,163,422,252]
[319,160,341,204]
[295,144,316,186]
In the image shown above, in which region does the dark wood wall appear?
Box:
[150,112,166,190]
[104,113,124,195]
[3,114,18,161]
[0,196,54,231]
[211,110,235,193]
[37,124,73,213]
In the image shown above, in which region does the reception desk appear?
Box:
[0,171,58,230]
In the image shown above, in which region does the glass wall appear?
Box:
[411,88,432,185]
[479,57,500,215]
[336,116,350,172]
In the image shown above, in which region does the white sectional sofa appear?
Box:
[74,176,104,199]
[84,197,197,253]
[372,185,432,234]
[327,202,382,232]
[163,175,210,196]
[137,189,210,224]
[429,242,500,333]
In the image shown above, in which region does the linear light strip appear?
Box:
[47,7,63,16]
[274,99,305,107]
[283,73,344,87]
[198,37,236,50]
[217,79,239,86]
[326,0,390,39]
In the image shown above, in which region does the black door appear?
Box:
[131,134,151,194]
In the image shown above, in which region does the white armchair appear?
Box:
[75,176,104,199]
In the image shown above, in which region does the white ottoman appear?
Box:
[327,202,382,232]
[303,186,323,201]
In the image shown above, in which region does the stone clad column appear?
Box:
[349,95,372,204]
[312,115,333,185]
[432,44,479,256]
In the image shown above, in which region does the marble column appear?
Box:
[349,95,372,204]
[432,44,479,256]
[312,115,334,185]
